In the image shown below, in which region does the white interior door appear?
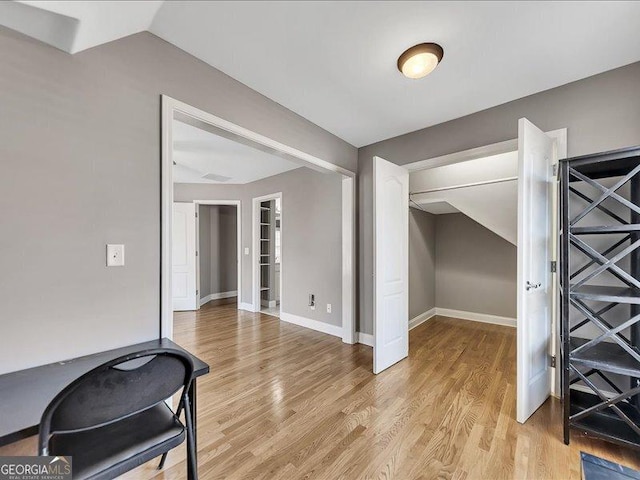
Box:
[373,156,409,374]
[173,202,197,311]
[517,118,555,423]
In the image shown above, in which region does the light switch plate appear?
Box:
[106,244,125,267]
[327,304,332,313]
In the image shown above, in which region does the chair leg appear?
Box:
[183,393,198,480]
[158,398,185,470]
[157,452,168,470]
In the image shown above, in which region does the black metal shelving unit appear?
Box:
[560,145,640,449]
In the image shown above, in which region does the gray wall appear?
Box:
[0,27,356,375]
[358,61,640,334]
[409,208,436,319]
[435,214,517,318]
[175,167,343,327]
[408,209,515,320]
[198,205,237,299]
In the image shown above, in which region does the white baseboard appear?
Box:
[409,307,436,330]
[280,312,343,338]
[238,302,256,312]
[200,290,238,306]
[356,332,373,347]
[436,308,516,328]
[355,307,511,347]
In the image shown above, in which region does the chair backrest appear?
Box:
[39,348,194,453]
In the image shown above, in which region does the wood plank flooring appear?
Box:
[2,299,639,479]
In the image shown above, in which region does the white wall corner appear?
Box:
[356,332,374,347]
[280,312,343,338]
[436,308,516,328]
[409,307,437,330]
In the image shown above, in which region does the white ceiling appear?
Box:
[6,1,640,146]
[172,118,301,184]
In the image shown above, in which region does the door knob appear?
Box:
[526,281,541,291]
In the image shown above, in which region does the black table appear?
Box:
[0,338,209,479]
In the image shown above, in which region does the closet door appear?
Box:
[373,156,409,374]
[516,118,555,423]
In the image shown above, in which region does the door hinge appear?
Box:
[196,289,199,296]
[550,355,556,368]
[550,260,557,273]
[195,211,198,218]
[196,251,198,257]
[552,163,558,176]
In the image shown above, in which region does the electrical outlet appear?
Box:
[309,293,315,310]
[244,247,250,255]
[327,304,332,313]
[106,244,125,267]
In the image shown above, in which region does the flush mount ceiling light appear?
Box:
[397,43,444,79]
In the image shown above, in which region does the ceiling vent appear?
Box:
[201,173,232,182]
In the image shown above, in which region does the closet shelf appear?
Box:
[260,263,270,266]
[569,390,640,450]
[570,337,640,377]
[569,285,640,304]
[571,225,640,235]
[260,287,270,291]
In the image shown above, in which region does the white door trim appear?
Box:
[403,128,567,398]
[341,176,356,344]
[161,95,356,342]
[194,200,242,309]
[252,193,282,313]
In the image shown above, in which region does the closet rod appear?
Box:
[410,176,517,196]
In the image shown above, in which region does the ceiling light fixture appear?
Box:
[397,43,444,79]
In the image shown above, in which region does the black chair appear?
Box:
[38,348,197,480]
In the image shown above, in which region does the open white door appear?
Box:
[517,118,555,423]
[373,156,409,374]
[172,202,197,311]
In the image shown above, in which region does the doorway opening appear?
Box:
[161,95,356,345]
[408,149,519,327]
[254,194,282,318]
[196,201,241,309]
[372,119,567,424]
[171,200,241,313]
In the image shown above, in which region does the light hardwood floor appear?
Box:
[3,299,639,479]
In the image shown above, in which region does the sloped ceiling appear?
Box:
[6,1,162,53]
[3,1,640,147]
